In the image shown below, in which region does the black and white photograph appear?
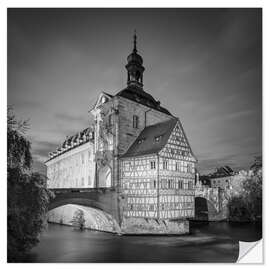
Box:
[5,7,263,263]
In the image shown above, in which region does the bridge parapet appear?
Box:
[50,187,116,194]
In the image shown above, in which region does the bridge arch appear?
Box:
[48,188,121,233]
[49,197,108,212]
[194,196,219,221]
[48,203,121,233]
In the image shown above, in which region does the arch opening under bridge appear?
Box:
[48,188,121,233]
[194,197,219,221]
[48,203,121,233]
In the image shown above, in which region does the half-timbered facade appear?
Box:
[120,118,196,221]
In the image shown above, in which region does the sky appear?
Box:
[7,8,262,174]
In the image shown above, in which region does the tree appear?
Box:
[7,107,32,170]
[228,171,262,222]
[7,108,54,262]
[70,209,86,231]
[242,173,262,221]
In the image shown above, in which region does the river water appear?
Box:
[23,221,262,263]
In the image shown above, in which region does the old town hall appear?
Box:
[46,34,197,234]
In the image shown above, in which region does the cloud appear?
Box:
[198,155,242,174]
[32,160,47,175]
[7,9,262,176]
[54,112,86,122]
[31,140,59,162]
[221,109,256,121]
[8,100,42,110]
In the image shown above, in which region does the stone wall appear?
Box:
[121,217,189,234]
[116,96,173,156]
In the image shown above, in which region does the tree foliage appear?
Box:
[70,209,86,231]
[7,107,32,170]
[7,108,54,262]
[228,172,262,222]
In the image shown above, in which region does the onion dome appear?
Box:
[127,32,143,65]
[126,31,145,88]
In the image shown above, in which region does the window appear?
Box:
[178,180,183,189]
[133,115,139,128]
[108,114,113,126]
[81,177,84,186]
[88,175,91,186]
[163,160,168,170]
[81,154,84,164]
[188,181,193,189]
[187,163,192,173]
[101,96,107,103]
[153,180,156,189]
[154,135,162,142]
[175,162,180,171]
[150,161,156,170]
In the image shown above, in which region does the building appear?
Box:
[209,166,235,189]
[45,33,197,233]
[120,118,196,221]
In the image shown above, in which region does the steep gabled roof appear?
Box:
[121,118,178,158]
[208,166,235,178]
[116,85,172,115]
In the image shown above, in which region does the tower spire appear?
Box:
[126,31,145,88]
[133,30,137,53]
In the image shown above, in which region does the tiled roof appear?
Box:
[116,85,172,115]
[46,127,94,162]
[208,166,235,178]
[121,118,178,158]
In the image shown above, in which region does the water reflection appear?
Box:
[24,221,262,263]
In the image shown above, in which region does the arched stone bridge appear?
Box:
[48,188,122,233]
[194,187,230,221]
[48,186,230,231]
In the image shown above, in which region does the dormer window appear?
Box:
[154,135,162,142]
[133,115,139,128]
[101,96,107,104]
